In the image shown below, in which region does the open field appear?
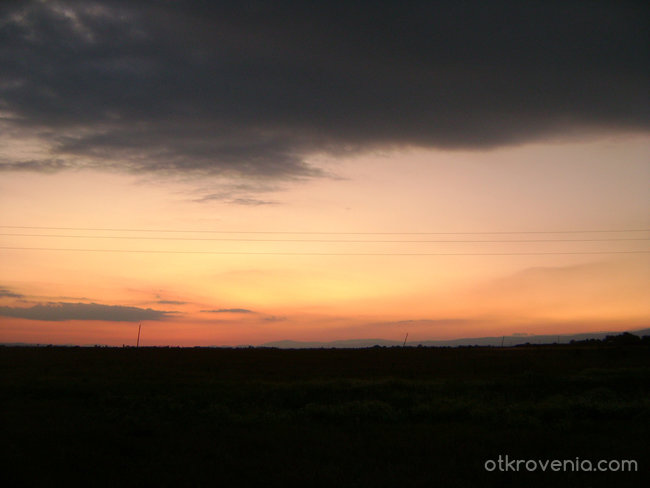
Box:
[2,344,648,487]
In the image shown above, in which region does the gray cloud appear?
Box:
[190,180,283,205]
[195,193,278,206]
[264,315,286,322]
[155,300,187,305]
[0,158,73,173]
[369,318,473,328]
[0,0,648,182]
[201,308,255,314]
[0,302,173,322]
[0,286,23,298]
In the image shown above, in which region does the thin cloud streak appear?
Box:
[201,308,256,314]
[0,286,23,298]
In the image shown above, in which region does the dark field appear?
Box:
[2,345,648,487]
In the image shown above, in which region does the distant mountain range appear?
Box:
[3,328,648,349]
[260,328,650,349]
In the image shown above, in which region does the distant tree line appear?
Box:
[569,332,649,346]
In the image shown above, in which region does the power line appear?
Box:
[0,225,649,235]
[1,233,648,243]
[1,246,648,256]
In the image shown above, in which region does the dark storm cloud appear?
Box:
[0,302,173,321]
[1,0,647,179]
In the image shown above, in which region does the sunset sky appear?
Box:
[1,1,648,346]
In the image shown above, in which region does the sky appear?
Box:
[1,0,648,346]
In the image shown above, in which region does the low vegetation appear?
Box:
[2,337,648,487]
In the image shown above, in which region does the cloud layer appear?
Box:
[0,302,173,322]
[201,308,255,314]
[1,1,648,181]
[0,286,23,298]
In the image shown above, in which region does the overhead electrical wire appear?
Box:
[0,247,648,256]
[2,225,647,256]
[1,225,649,235]
[0,233,648,243]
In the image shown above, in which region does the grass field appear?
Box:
[2,344,648,487]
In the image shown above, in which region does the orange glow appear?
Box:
[1,139,649,345]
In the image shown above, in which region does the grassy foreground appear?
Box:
[2,345,648,487]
